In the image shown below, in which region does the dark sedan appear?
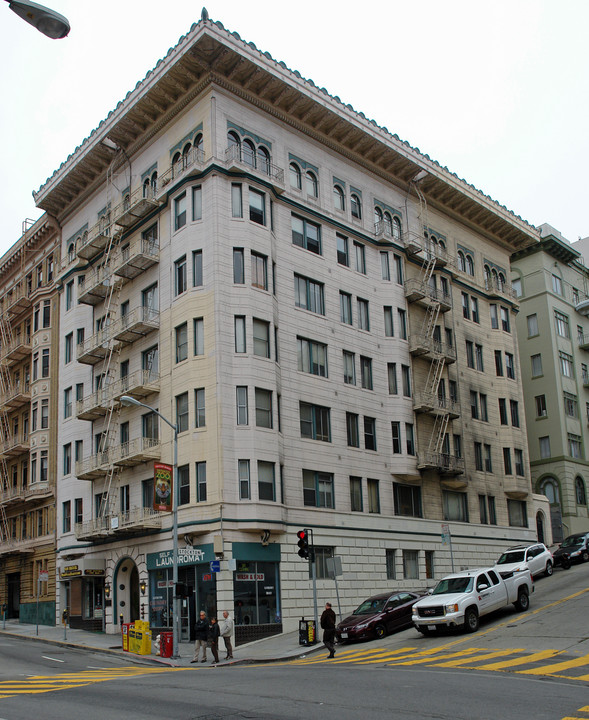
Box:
[553,532,589,565]
[336,591,424,642]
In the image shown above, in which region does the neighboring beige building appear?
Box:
[0,215,60,625]
[512,223,589,542]
[25,13,546,639]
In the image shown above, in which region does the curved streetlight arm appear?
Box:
[5,0,70,39]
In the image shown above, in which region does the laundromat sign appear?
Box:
[146,544,215,570]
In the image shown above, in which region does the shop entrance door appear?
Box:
[7,573,20,619]
[178,567,195,641]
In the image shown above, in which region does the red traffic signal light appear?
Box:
[297,529,310,559]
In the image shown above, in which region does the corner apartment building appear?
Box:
[0,215,60,624]
[30,13,545,639]
[511,224,589,542]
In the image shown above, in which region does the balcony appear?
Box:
[225,144,285,192]
[74,516,110,540]
[3,284,32,318]
[77,327,121,365]
[0,535,50,556]
[112,307,159,344]
[0,383,31,410]
[418,451,465,476]
[111,369,160,401]
[0,485,25,506]
[578,333,589,351]
[157,147,206,196]
[78,266,122,306]
[0,433,30,457]
[409,335,456,363]
[413,393,460,418]
[112,236,159,281]
[113,186,161,229]
[76,387,111,421]
[484,277,517,301]
[0,336,32,366]
[403,233,449,267]
[75,452,110,480]
[111,437,161,468]
[110,507,163,533]
[77,221,111,261]
[23,482,53,501]
[404,278,452,311]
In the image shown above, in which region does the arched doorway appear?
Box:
[538,477,563,543]
[114,558,140,625]
[536,511,545,544]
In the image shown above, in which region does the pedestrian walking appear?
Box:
[320,602,337,658]
[219,610,234,659]
[208,616,220,664]
[191,610,208,663]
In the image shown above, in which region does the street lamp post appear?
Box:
[4,0,70,39]
[120,395,180,659]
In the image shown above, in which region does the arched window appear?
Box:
[350,193,361,219]
[305,170,318,197]
[151,171,158,194]
[227,130,241,159]
[383,212,393,236]
[575,476,587,505]
[123,193,130,211]
[242,139,256,168]
[143,178,151,198]
[194,133,204,159]
[172,150,182,177]
[438,239,446,251]
[457,251,466,272]
[539,477,560,505]
[484,264,492,289]
[68,242,76,263]
[182,142,192,169]
[498,272,506,290]
[466,254,474,276]
[333,184,345,211]
[290,162,302,189]
[374,206,383,232]
[257,146,270,175]
[392,216,401,241]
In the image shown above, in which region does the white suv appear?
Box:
[495,543,553,578]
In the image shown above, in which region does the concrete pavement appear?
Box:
[0,618,325,667]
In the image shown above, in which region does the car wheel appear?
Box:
[581,550,589,563]
[544,561,553,577]
[514,588,529,612]
[374,624,387,640]
[464,607,479,633]
[416,625,432,635]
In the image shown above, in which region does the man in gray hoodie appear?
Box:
[219,610,234,659]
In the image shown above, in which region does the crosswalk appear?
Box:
[0,666,185,699]
[288,646,589,681]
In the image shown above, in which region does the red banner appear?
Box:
[154,462,173,512]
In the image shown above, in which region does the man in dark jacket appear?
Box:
[191,610,208,663]
[320,602,337,658]
[208,616,220,664]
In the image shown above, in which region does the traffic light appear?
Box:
[297,529,310,559]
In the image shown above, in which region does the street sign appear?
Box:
[39,571,49,582]
[326,556,343,578]
[210,560,220,573]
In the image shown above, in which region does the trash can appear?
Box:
[298,618,316,646]
[121,622,133,652]
[160,632,173,658]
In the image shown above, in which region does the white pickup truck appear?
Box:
[412,566,533,634]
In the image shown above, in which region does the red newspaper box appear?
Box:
[160,632,173,658]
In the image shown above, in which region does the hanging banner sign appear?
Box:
[154,462,173,512]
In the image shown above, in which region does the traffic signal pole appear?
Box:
[309,530,318,640]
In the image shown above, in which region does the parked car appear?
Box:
[495,543,553,578]
[553,532,589,565]
[336,591,424,642]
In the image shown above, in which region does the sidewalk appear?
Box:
[0,619,324,667]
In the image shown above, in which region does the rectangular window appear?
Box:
[66,281,74,310]
[490,304,499,329]
[194,388,205,428]
[234,315,246,353]
[401,365,411,397]
[292,214,321,254]
[531,354,543,377]
[354,242,366,274]
[405,423,415,455]
[231,183,243,218]
[350,477,363,512]
[474,442,483,471]
[568,434,582,459]
[176,392,189,432]
[360,356,373,390]
[249,188,266,225]
[255,388,273,428]
[554,310,570,338]
[178,464,190,505]
[559,351,573,377]
[63,501,71,533]
[357,298,370,331]
[514,448,525,475]
[343,350,356,385]
[539,436,551,459]
[527,314,538,336]
[384,306,394,337]
[552,274,563,295]
[461,292,470,319]
[394,483,422,516]
[475,344,484,372]
[193,317,204,356]
[337,234,349,266]
[346,412,359,447]
[386,549,396,580]
[505,352,515,379]
[63,443,72,475]
[312,547,335,580]
[174,255,187,295]
[253,318,270,358]
[391,421,401,454]
[367,478,380,513]
[295,274,325,314]
[484,444,493,472]
[395,255,404,284]
[403,550,419,580]
[397,309,407,339]
[508,499,528,528]
[501,306,510,332]
[503,447,512,474]
[387,363,397,394]
[257,461,275,501]
[74,498,83,525]
[195,461,206,502]
[175,322,188,363]
[425,551,435,580]
[64,388,72,419]
[233,248,245,283]
[192,250,203,287]
[41,349,49,378]
[364,417,377,451]
[443,490,469,522]
[466,341,474,369]
[65,332,73,364]
[494,350,503,376]
[174,192,187,230]
[300,402,331,442]
[499,398,508,425]
[302,469,334,508]
[239,460,250,500]
[380,251,390,280]
[470,390,479,420]
[471,296,479,323]
[340,291,353,324]
[298,337,328,377]
[236,386,248,425]
[479,494,488,524]
[43,301,51,328]
[510,399,520,426]
[192,185,202,221]
[251,252,268,290]
[535,394,547,417]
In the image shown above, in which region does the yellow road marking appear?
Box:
[430,648,523,667]
[477,649,562,671]
[387,648,482,666]
[518,653,589,676]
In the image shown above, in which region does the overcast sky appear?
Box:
[1,0,587,256]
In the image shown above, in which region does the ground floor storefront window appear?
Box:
[233,561,280,625]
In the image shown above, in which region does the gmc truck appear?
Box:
[412,566,533,634]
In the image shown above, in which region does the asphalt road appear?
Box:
[0,561,587,720]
